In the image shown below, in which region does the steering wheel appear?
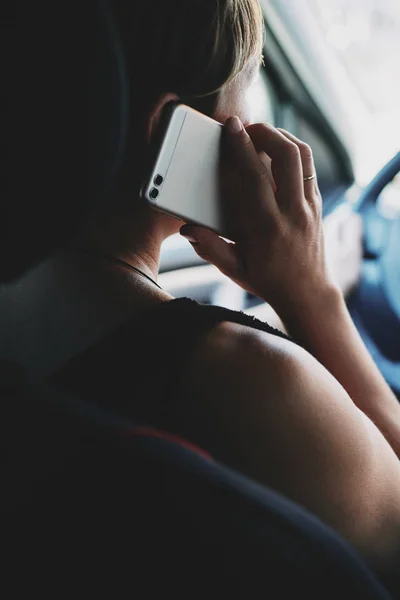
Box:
[348,152,400,397]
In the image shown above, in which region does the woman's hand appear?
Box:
[180,117,338,318]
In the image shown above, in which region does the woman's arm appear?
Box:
[280,284,400,458]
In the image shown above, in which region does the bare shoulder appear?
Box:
[181,319,400,570]
[184,318,340,412]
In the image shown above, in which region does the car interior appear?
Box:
[2,1,399,597]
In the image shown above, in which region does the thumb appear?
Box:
[180,225,237,277]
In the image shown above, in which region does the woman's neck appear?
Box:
[73,203,181,283]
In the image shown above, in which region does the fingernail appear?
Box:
[228,116,243,133]
[180,233,199,244]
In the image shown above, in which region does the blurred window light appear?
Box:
[246,69,276,125]
[305,0,400,183]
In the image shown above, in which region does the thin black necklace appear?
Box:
[75,247,163,291]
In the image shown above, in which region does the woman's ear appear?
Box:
[146,93,179,143]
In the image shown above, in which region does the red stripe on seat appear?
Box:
[124,426,212,460]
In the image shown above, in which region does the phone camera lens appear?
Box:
[154,174,164,186]
[149,187,159,200]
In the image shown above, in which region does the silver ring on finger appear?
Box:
[303,173,316,182]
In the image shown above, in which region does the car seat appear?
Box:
[1,360,395,598]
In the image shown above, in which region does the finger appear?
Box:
[225,117,278,218]
[245,123,305,212]
[276,128,318,199]
[259,151,277,193]
[180,225,238,278]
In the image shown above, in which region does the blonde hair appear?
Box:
[207,0,265,95]
[110,0,264,196]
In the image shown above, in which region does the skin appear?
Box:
[10,54,400,572]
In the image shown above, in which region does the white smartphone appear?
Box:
[141,103,228,235]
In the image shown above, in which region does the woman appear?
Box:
[12,0,400,578]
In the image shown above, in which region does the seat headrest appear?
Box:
[2,0,128,282]
[89,0,128,205]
